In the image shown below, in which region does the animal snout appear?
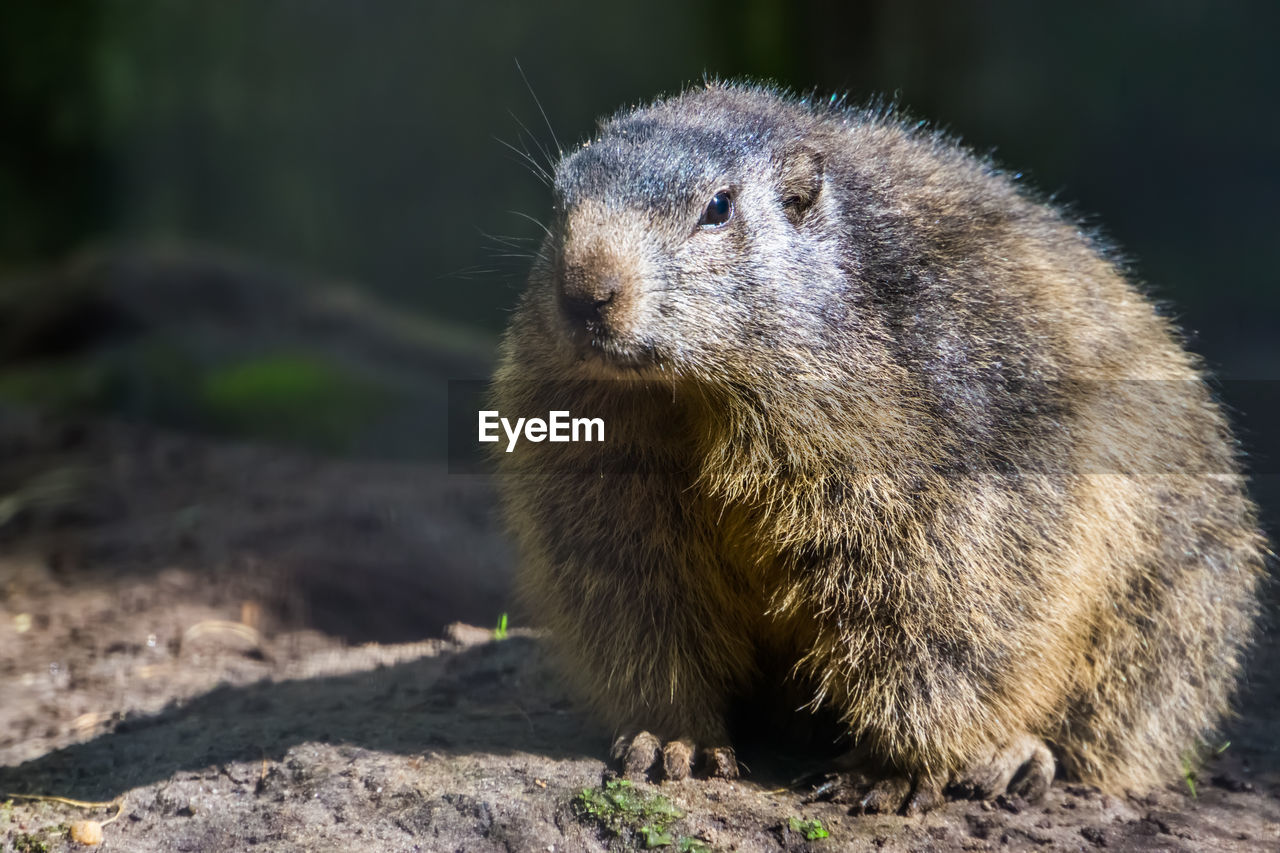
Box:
[559,269,624,324]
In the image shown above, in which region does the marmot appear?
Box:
[491,82,1266,813]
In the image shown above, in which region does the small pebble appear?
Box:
[70,820,104,845]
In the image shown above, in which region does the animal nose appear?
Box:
[559,271,622,324]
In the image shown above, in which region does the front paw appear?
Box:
[610,731,739,782]
[947,734,1055,803]
[806,771,943,816]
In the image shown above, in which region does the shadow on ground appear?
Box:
[0,635,606,801]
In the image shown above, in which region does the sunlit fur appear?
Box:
[492,82,1266,793]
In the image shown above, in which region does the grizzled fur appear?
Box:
[492,82,1266,808]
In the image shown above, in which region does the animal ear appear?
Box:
[777,144,824,226]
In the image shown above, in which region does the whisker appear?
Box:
[476,227,539,252]
[508,209,553,239]
[438,265,504,281]
[484,231,538,243]
[515,58,562,157]
[493,135,552,186]
[508,109,558,173]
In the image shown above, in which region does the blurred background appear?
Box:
[2,5,1277,802]
[1,0,1277,507]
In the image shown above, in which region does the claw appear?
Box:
[902,778,944,817]
[610,732,739,782]
[802,774,844,803]
[612,730,662,781]
[854,775,913,815]
[663,739,695,781]
[703,746,740,779]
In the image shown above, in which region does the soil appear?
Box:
[1,407,1278,852]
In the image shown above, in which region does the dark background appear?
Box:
[2,1,1277,517]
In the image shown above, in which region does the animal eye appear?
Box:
[698,190,734,228]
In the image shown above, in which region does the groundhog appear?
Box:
[491,82,1267,814]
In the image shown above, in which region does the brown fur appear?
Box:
[492,82,1266,802]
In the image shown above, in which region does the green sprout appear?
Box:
[572,779,684,846]
[787,816,830,841]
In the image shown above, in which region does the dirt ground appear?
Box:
[1,407,1278,852]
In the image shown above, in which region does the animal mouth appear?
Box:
[563,321,662,375]
[581,335,658,371]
